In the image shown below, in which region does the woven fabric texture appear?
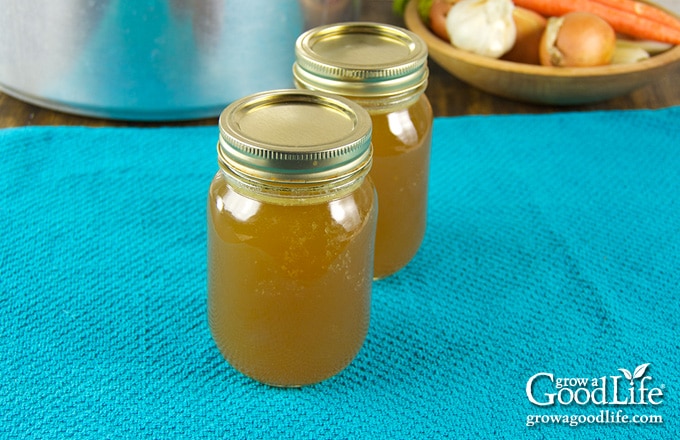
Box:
[1,107,679,439]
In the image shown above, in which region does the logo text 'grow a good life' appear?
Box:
[526,363,665,407]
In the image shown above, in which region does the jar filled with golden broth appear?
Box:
[293,22,433,279]
[207,89,377,387]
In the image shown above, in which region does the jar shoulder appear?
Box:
[208,171,376,230]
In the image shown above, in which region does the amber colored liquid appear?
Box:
[207,172,377,387]
[369,94,433,278]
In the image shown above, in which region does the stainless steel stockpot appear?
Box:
[0,0,313,120]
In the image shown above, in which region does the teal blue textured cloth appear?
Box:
[1,107,678,439]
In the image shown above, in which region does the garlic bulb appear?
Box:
[445,0,516,58]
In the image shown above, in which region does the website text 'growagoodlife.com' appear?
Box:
[526,409,663,427]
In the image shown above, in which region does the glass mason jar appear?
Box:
[207,89,377,387]
[293,22,433,279]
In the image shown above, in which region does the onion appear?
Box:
[539,12,616,67]
[502,7,547,65]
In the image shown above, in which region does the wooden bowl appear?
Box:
[403,0,680,105]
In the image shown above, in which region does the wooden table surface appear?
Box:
[1,0,679,128]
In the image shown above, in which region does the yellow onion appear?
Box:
[502,7,547,65]
[540,12,616,67]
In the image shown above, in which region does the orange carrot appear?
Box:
[512,0,575,18]
[513,0,680,44]
[592,0,680,31]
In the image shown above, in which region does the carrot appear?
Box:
[513,0,680,44]
[592,0,680,31]
[512,0,575,18]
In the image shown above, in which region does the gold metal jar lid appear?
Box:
[293,22,429,99]
[218,89,372,183]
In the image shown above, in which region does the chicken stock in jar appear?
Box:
[207,89,377,387]
[294,22,433,279]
